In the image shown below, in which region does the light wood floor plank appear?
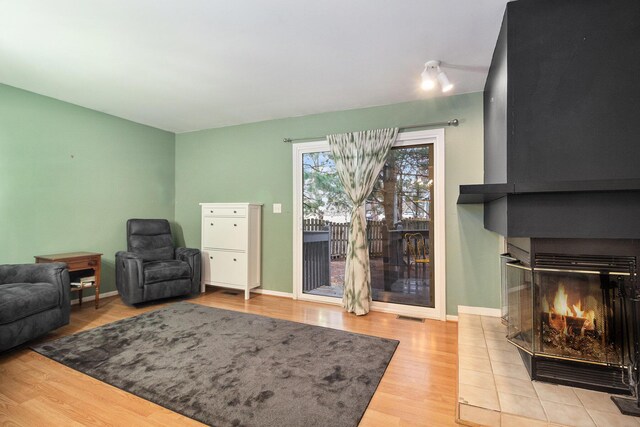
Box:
[0,288,459,426]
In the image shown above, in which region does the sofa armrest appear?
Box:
[175,247,201,295]
[0,263,70,310]
[0,263,67,286]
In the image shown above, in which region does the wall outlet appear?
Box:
[273,203,282,214]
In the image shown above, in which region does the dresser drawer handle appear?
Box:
[210,256,213,259]
[233,210,237,213]
[210,223,213,226]
[210,210,213,213]
[233,258,237,262]
[234,224,237,227]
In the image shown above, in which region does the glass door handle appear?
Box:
[506,262,532,272]
[500,254,517,262]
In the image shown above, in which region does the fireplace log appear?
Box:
[544,313,596,337]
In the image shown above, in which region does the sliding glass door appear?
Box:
[293,130,446,319]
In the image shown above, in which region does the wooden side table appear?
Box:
[35,252,103,309]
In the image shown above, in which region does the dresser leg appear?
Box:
[245,289,250,300]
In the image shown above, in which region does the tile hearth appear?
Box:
[457,313,640,427]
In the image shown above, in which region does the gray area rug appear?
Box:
[32,302,398,427]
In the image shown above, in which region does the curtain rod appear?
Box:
[282,119,459,143]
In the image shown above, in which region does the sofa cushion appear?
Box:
[0,282,59,325]
[143,260,191,285]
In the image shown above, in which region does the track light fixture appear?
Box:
[421,60,453,93]
[420,67,435,90]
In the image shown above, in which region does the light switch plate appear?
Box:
[273,203,282,213]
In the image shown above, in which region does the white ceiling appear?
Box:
[0,0,507,133]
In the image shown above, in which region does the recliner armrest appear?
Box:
[115,251,144,288]
[175,247,200,259]
[116,251,143,261]
[175,247,201,295]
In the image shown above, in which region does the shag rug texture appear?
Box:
[32,302,398,427]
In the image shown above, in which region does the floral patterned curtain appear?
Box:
[327,128,398,315]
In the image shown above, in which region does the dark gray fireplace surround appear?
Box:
[457,0,640,400]
[458,0,640,239]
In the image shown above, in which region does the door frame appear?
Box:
[291,129,447,320]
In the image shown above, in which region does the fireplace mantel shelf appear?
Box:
[457,178,640,204]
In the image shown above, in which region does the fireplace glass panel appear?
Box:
[500,254,517,324]
[506,262,533,353]
[534,269,622,365]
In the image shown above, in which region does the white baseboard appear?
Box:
[70,290,119,306]
[446,315,459,322]
[370,303,446,321]
[457,305,501,317]
[250,288,294,299]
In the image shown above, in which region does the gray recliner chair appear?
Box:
[115,219,201,305]
[0,263,70,352]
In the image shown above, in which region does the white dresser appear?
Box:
[199,203,262,299]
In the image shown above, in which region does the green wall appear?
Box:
[175,92,501,315]
[0,84,175,299]
[1,82,499,315]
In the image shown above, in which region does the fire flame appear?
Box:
[544,283,596,335]
[553,284,572,316]
[573,302,585,318]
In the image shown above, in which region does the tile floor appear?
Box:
[457,313,640,427]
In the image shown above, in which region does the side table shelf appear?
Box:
[35,251,103,309]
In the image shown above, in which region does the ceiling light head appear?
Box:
[420,60,439,91]
[421,69,435,90]
[437,70,454,92]
[420,60,454,93]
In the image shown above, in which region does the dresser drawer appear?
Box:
[202,217,248,250]
[202,207,246,217]
[65,257,100,271]
[207,251,247,286]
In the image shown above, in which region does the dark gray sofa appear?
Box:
[0,263,70,352]
[115,219,201,305]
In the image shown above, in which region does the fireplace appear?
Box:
[454,0,640,416]
[503,238,639,395]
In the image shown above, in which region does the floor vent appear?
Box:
[397,315,425,323]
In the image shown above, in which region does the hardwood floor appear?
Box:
[0,289,459,426]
